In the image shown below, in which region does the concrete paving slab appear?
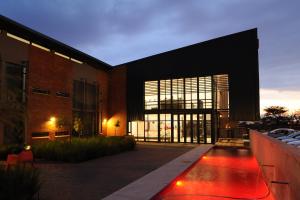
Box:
[103,144,213,200]
[36,144,193,200]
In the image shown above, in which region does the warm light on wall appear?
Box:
[107,118,113,126]
[103,118,107,124]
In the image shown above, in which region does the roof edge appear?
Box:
[114,28,257,68]
[0,15,112,71]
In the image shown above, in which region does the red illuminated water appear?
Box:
[153,147,274,200]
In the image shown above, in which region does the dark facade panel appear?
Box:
[120,29,259,122]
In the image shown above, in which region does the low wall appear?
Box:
[250,130,300,200]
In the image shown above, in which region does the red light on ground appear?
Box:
[175,180,183,187]
[202,156,208,159]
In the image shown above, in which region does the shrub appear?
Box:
[0,165,41,200]
[32,135,135,162]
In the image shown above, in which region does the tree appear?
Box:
[114,120,120,136]
[294,109,300,117]
[264,106,288,118]
[263,106,288,126]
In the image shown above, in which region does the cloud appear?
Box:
[260,88,300,114]
[0,0,300,92]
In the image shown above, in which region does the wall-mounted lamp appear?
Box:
[50,117,56,123]
[24,145,31,150]
[103,118,107,124]
[50,116,56,123]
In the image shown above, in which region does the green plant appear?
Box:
[32,136,135,162]
[0,165,41,200]
[56,116,71,129]
[114,120,120,136]
[73,116,84,133]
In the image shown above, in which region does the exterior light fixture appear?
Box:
[176,180,183,187]
[103,118,107,124]
[50,116,56,123]
[24,145,31,150]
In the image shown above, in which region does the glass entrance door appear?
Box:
[172,113,211,144]
[173,114,185,142]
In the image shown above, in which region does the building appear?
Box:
[0,15,259,144]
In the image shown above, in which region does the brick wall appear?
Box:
[107,66,127,136]
[27,46,73,142]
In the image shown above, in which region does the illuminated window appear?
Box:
[145,81,158,110]
[145,114,158,141]
[185,77,198,109]
[73,80,99,135]
[32,42,50,52]
[199,76,212,109]
[213,74,229,131]
[172,78,184,109]
[130,121,144,141]
[54,51,69,60]
[160,114,171,142]
[160,79,171,109]
[214,74,229,110]
[7,32,30,44]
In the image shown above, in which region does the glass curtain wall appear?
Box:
[73,80,99,136]
[145,114,158,141]
[214,75,229,138]
[128,74,229,143]
[3,62,26,144]
[145,81,158,110]
[172,78,184,109]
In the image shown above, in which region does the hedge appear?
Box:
[32,135,136,162]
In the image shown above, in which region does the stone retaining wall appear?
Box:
[250,130,300,200]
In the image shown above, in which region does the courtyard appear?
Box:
[36,143,194,200]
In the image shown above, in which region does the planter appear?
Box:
[6,154,19,166]
[19,150,33,163]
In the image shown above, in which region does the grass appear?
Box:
[32,135,136,162]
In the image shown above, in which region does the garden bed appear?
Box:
[32,135,136,162]
[0,165,41,200]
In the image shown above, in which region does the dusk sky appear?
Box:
[1,0,299,114]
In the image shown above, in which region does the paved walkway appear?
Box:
[36,143,194,200]
[104,145,213,200]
